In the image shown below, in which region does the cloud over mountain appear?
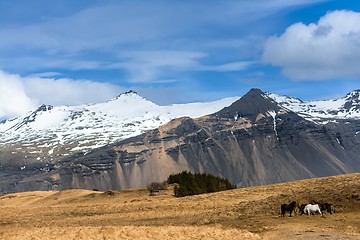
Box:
[0,71,36,118]
[262,10,360,81]
[0,70,124,119]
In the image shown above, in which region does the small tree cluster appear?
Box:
[147,181,168,196]
[167,171,236,197]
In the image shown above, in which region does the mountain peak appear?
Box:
[123,90,138,95]
[214,88,281,122]
[343,89,360,112]
[247,88,265,95]
[106,90,150,104]
[345,89,360,100]
[36,104,53,112]
[113,90,139,99]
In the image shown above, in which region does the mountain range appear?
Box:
[0,88,359,193]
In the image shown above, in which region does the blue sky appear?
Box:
[1,0,360,119]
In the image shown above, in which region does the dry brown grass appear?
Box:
[0,173,359,239]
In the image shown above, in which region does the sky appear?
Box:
[1,0,360,119]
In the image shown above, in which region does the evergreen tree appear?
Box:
[168,171,236,197]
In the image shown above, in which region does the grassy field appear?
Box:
[0,173,359,239]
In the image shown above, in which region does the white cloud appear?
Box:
[111,50,253,83]
[0,71,36,119]
[111,51,206,83]
[262,10,360,80]
[0,1,326,53]
[27,72,63,78]
[0,1,327,74]
[0,70,125,119]
[23,77,125,106]
[119,51,207,69]
[199,61,254,72]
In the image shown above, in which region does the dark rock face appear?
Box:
[0,160,59,193]
[214,88,281,122]
[1,89,360,193]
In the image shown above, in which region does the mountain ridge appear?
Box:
[268,89,360,122]
[57,88,360,191]
[1,88,360,193]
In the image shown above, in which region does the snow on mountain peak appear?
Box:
[267,90,360,121]
[93,90,157,117]
[109,90,144,102]
[345,89,360,98]
[0,91,239,156]
[344,89,360,104]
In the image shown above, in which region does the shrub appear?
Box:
[168,171,236,197]
[147,181,168,196]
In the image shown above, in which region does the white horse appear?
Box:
[303,204,323,216]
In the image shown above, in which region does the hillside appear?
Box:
[0,173,359,239]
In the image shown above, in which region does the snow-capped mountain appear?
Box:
[267,90,360,122]
[1,88,360,193]
[0,91,239,160]
[58,88,360,191]
[1,89,360,162]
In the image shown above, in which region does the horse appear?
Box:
[309,201,333,214]
[298,204,307,215]
[318,203,333,214]
[303,204,323,216]
[281,201,297,217]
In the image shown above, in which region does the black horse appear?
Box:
[318,202,333,214]
[309,201,333,214]
[281,201,297,217]
[298,204,307,215]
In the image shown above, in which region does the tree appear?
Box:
[168,171,236,197]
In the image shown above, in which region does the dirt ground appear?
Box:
[0,173,359,239]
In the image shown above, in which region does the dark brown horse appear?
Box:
[281,201,297,217]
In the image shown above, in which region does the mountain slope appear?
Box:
[1,88,360,193]
[58,88,360,191]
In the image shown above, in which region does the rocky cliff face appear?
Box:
[57,89,360,191]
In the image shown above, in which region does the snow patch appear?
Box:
[268,110,278,139]
[267,91,360,123]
